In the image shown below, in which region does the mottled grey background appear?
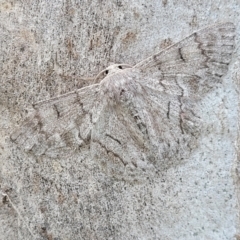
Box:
[0,0,240,239]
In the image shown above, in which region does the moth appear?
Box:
[11,23,235,180]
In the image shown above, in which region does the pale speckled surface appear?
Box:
[0,0,240,239]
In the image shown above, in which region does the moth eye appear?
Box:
[105,70,109,75]
[118,65,123,69]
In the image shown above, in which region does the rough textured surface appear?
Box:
[0,1,240,239]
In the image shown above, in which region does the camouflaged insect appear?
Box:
[11,23,235,181]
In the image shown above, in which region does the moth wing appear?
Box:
[91,77,202,180]
[134,22,235,97]
[11,84,102,158]
[91,98,156,181]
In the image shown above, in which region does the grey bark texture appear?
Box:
[0,0,240,239]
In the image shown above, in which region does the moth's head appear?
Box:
[94,63,132,83]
